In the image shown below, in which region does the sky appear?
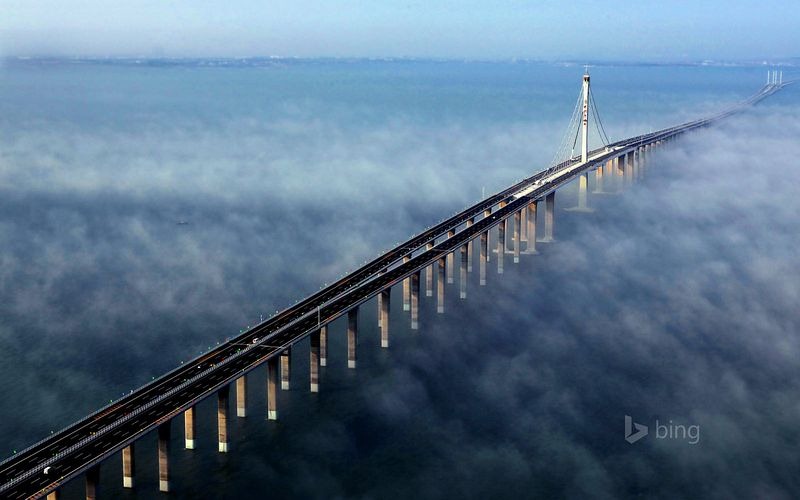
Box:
[1,0,799,60]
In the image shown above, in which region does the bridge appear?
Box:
[0,71,791,499]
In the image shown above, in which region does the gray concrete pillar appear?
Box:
[85,464,99,500]
[520,206,528,243]
[484,209,492,261]
[377,292,382,328]
[466,218,474,271]
[513,210,521,263]
[480,231,488,286]
[402,255,410,311]
[574,173,590,210]
[594,162,605,193]
[267,357,278,420]
[525,201,538,254]
[280,347,291,390]
[437,256,446,313]
[122,444,134,488]
[347,308,358,369]
[236,375,247,417]
[158,421,170,492]
[184,407,195,449]
[615,155,624,182]
[497,218,505,274]
[542,192,555,242]
[446,230,455,283]
[410,271,420,330]
[459,244,468,298]
[217,386,229,453]
[425,242,434,296]
[320,325,328,367]
[310,329,321,392]
[380,289,390,346]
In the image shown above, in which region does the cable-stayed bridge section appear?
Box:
[0,74,790,499]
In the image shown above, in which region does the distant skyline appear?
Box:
[1,1,798,61]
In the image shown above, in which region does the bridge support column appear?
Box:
[636,148,643,181]
[497,218,505,274]
[122,444,135,488]
[310,329,321,392]
[158,421,171,492]
[479,231,488,286]
[437,256,446,313]
[568,173,592,212]
[411,271,420,329]
[541,192,555,242]
[280,348,291,390]
[520,207,528,243]
[380,289,390,346]
[377,292,382,328]
[460,244,468,298]
[85,464,99,500]
[402,256,410,311]
[425,242,434,296]
[47,491,60,500]
[446,230,455,283]
[236,375,247,417]
[625,153,633,186]
[483,209,492,262]
[513,210,521,263]
[466,218,474,271]
[615,155,624,184]
[320,325,327,367]
[267,357,278,420]
[524,201,538,254]
[217,386,229,452]
[347,308,358,368]
[184,407,195,449]
[594,163,605,193]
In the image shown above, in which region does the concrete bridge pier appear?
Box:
[402,255,411,311]
[497,218,506,273]
[459,244,468,298]
[520,206,528,243]
[483,209,492,262]
[513,210,521,263]
[320,325,328,367]
[541,192,556,242]
[47,491,60,500]
[267,357,278,420]
[122,444,134,488]
[310,329,321,392]
[593,162,606,193]
[615,155,626,190]
[524,201,538,254]
[437,256,446,313]
[567,173,593,212]
[158,421,171,492]
[184,407,195,449]
[479,231,488,285]
[236,375,247,417]
[466,218,474,272]
[411,271,420,329]
[280,348,291,390]
[425,242,434,296]
[347,308,358,368]
[85,464,99,500]
[624,153,633,186]
[380,289,390,346]
[217,386,229,453]
[446,230,455,283]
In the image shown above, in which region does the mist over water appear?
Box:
[0,60,798,498]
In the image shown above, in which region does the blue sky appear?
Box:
[1,0,797,60]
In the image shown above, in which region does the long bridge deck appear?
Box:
[0,80,789,499]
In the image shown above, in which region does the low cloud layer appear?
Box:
[0,63,798,498]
